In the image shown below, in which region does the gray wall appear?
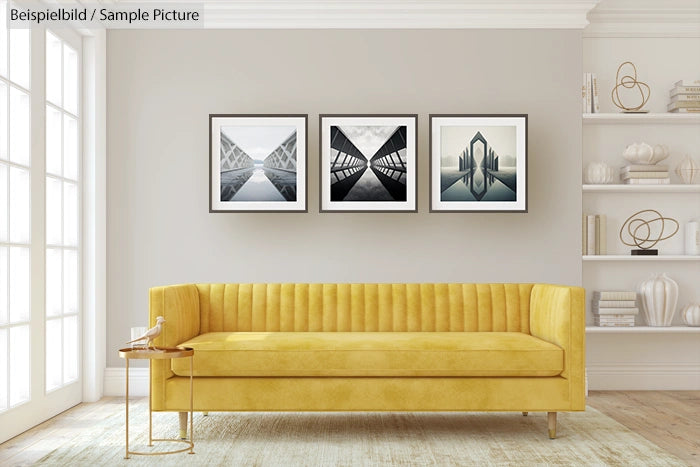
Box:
[107,29,582,366]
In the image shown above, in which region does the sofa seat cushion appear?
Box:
[171,332,563,377]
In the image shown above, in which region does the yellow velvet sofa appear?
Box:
[149,283,585,439]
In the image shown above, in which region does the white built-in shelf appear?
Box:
[583,184,700,193]
[586,326,700,333]
[583,113,700,124]
[583,255,700,261]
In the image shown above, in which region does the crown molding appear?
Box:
[585,0,700,38]
[109,0,601,29]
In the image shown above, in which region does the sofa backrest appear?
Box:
[196,283,534,333]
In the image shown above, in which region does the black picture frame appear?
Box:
[209,114,308,213]
[319,114,418,213]
[429,114,528,213]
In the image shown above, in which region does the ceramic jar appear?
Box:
[638,273,679,326]
[675,155,699,184]
[584,162,615,184]
[681,304,700,326]
[622,142,670,165]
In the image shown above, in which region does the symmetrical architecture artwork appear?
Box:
[329,126,407,202]
[441,129,517,202]
[219,129,298,202]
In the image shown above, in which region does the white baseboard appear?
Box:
[104,367,149,396]
[587,362,700,390]
[103,363,700,397]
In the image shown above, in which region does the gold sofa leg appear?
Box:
[203,412,209,416]
[548,412,557,439]
[522,412,528,416]
[179,412,188,439]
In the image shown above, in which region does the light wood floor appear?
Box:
[587,391,700,467]
[0,391,697,466]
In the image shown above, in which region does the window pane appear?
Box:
[0,1,7,78]
[46,177,62,245]
[46,106,62,176]
[9,247,29,323]
[0,246,6,325]
[63,249,77,315]
[0,164,6,241]
[9,166,29,243]
[9,87,30,165]
[63,115,78,180]
[9,325,29,406]
[45,318,62,392]
[0,81,7,160]
[46,31,62,107]
[63,45,78,115]
[46,248,62,318]
[63,182,78,246]
[0,328,6,410]
[63,315,78,383]
[9,29,30,90]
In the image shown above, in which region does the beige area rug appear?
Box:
[9,398,687,466]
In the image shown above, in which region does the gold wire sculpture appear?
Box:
[619,209,679,250]
[611,61,651,112]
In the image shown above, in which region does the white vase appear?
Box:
[681,304,700,326]
[584,162,615,184]
[675,155,700,184]
[638,273,679,326]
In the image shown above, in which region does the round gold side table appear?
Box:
[118,346,194,459]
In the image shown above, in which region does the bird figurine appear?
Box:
[126,316,165,349]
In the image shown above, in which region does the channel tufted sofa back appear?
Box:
[194,283,535,334]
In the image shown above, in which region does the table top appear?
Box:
[118,346,194,360]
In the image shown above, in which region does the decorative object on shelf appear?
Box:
[582,72,599,114]
[681,303,700,326]
[126,316,165,349]
[583,213,606,255]
[622,142,669,165]
[591,291,638,327]
[209,114,308,213]
[584,162,614,184]
[429,114,528,213]
[638,273,679,326]
[675,155,700,184]
[668,80,700,113]
[619,209,679,255]
[611,61,651,113]
[685,221,699,255]
[319,114,417,212]
[620,164,670,185]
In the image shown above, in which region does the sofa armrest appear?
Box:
[149,284,201,347]
[149,284,200,410]
[530,284,585,409]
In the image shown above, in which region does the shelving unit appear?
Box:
[582,3,700,391]
[583,255,700,261]
[582,114,700,330]
[583,113,700,124]
[586,326,700,333]
[583,184,700,193]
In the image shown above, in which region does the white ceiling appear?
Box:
[101,0,700,33]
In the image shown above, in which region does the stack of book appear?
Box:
[582,72,600,114]
[668,80,700,113]
[582,214,606,255]
[592,291,638,327]
[621,164,670,185]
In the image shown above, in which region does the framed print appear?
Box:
[430,114,527,213]
[319,115,417,212]
[209,114,307,212]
